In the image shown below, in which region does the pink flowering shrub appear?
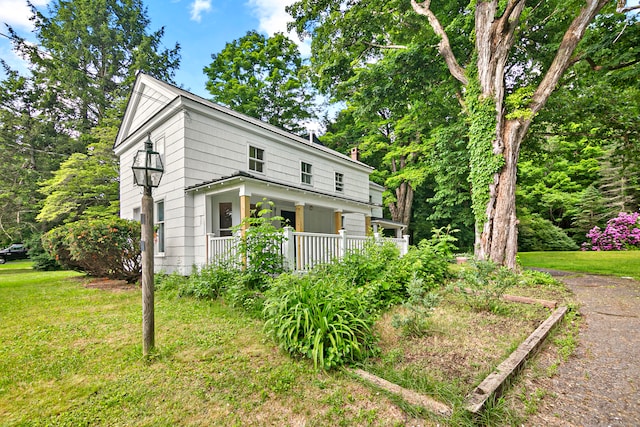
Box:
[582,212,640,251]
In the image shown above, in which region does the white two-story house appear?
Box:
[114,73,404,274]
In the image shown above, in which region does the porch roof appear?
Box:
[371,217,407,231]
[185,170,381,209]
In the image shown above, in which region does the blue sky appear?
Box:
[0,0,307,98]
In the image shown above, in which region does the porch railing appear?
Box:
[207,227,410,272]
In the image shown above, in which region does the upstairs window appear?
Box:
[301,162,312,185]
[335,172,344,192]
[249,146,264,173]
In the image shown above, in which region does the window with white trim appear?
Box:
[335,172,344,192]
[155,200,165,253]
[249,146,264,173]
[301,162,312,185]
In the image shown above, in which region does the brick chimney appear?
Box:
[350,147,359,161]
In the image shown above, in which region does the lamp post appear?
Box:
[131,134,164,356]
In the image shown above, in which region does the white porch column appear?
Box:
[401,235,410,256]
[283,226,295,270]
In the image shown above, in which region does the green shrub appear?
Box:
[223,272,267,316]
[518,269,563,289]
[391,274,441,337]
[404,226,458,287]
[518,213,578,251]
[453,260,518,313]
[155,271,189,294]
[43,218,141,282]
[263,273,378,370]
[176,263,237,300]
[234,200,286,291]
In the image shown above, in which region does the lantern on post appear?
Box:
[131,133,164,356]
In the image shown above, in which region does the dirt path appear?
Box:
[527,272,640,426]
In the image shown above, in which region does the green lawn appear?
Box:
[0,262,577,426]
[0,263,414,426]
[519,251,640,280]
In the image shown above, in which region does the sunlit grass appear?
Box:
[519,251,640,280]
[0,264,577,425]
[0,268,412,426]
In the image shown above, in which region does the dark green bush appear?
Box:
[518,214,578,251]
[43,218,141,282]
[26,234,61,271]
[263,273,378,370]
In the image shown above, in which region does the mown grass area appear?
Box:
[0,263,411,426]
[519,251,640,280]
[1,262,573,426]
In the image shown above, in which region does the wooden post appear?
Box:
[365,215,372,236]
[239,195,251,268]
[141,189,154,356]
[295,203,305,232]
[334,210,342,234]
[240,195,251,236]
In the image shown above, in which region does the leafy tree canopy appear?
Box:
[204,30,316,133]
[36,121,120,227]
[6,0,181,132]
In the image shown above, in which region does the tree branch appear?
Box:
[530,0,609,115]
[617,1,640,13]
[364,42,407,50]
[410,0,468,85]
[578,55,639,71]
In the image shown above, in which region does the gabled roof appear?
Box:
[114,72,372,170]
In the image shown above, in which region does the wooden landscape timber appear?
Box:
[350,368,452,416]
[502,294,557,308]
[465,306,569,413]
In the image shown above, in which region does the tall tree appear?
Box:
[1,0,180,240]
[6,0,180,133]
[321,36,461,227]
[289,0,638,267]
[204,30,315,133]
[36,121,120,227]
[0,66,77,245]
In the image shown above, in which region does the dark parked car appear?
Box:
[0,243,29,264]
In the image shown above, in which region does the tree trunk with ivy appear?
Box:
[412,0,610,268]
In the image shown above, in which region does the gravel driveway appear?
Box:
[527,272,640,427]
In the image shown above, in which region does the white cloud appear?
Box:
[189,0,212,22]
[0,0,49,30]
[246,0,310,55]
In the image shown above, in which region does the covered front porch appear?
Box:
[187,172,393,269]
[207,228,410,272]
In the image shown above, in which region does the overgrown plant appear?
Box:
[233,199,286,290]
[403,226,458,287]
[177,262,238,300]
[263,273,378,370]
[42,218,141,282]
[453,260,518,313]
[391,274,441,337]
